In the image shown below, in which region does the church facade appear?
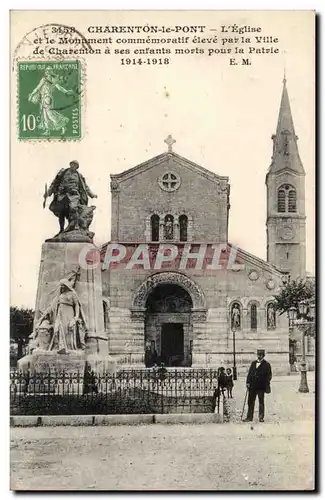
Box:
[101,79,308,375]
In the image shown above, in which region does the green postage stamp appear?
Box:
[17,60,82,140]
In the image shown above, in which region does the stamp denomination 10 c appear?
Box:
[18,60,82,140]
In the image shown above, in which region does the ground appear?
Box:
[10,374,315,491]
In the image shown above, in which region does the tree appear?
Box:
[273,278,315,318]
[273,278,315,338]
[10,307,34,359]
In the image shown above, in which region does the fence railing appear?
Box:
[10,368,221,416]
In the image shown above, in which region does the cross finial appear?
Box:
[164,134,176,152]
[283,66,287,85]
[283,50,287,84]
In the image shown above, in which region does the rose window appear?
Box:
[158,172,181,192]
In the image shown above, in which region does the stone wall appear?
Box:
[103,266,290,374]
[112,155,229,242]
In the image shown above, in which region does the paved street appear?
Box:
[225,374,315,423]
[10,374,315,491]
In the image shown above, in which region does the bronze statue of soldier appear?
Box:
[43,160,97,242]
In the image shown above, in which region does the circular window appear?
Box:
[266,279,276,290]
[248,270,260,281]
[158,171,181,192]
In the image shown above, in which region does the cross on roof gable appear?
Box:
[164,134,176,152]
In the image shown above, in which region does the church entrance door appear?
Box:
[144,283,193,367]
[161,323,184,367]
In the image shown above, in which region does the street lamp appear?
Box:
[231,326,237,381]
[298,300,308,318]
[288,306,297,323]
[287,300,314,393]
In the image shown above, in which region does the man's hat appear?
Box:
[69,160,79,168]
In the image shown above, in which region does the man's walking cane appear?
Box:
[241,388,248,421]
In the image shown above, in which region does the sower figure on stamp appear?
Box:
[28,66,74,136]
[243,349,272,423]
[44,160,97,240]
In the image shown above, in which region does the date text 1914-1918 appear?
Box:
[121,58,170,65]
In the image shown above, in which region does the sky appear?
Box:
[10,10,315,308]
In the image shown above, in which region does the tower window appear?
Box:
[250,304,257,331]
[179,214,188,242]
[151,214,160,241]
[278,189,286,212]
[277,185,297,213]
[288,190,297,212]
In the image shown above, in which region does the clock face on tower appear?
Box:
[279,225,295,241]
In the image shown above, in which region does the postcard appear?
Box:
[10,10,315,491]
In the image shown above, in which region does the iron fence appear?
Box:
[10,368,220,416]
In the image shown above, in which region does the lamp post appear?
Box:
[232,326,237,381]
[288,300,315,393]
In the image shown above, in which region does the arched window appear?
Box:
[164,214,174,240]
[277,189,286,212]
[179,214,188,242]
[288,189,297,212]
[267,303,276,330]
[250,304,257,331]
[277,184,297,213]
[151,214,160,241]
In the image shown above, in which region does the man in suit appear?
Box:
[243,349,272,423]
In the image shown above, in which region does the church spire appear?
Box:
[265,78,306,280]
[268,78,305,175]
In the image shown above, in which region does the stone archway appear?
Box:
[132,271,207,312]
[131,272,207,368]
[145,283,193,367]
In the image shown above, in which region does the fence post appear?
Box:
[161,379,164,414]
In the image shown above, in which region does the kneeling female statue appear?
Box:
[32,278,88,354]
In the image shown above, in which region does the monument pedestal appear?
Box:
[17,350,86,394]
[18,350,86,373]
[19,242,116,388]
[85,337,116,375]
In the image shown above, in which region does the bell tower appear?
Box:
[266,77,306,280]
